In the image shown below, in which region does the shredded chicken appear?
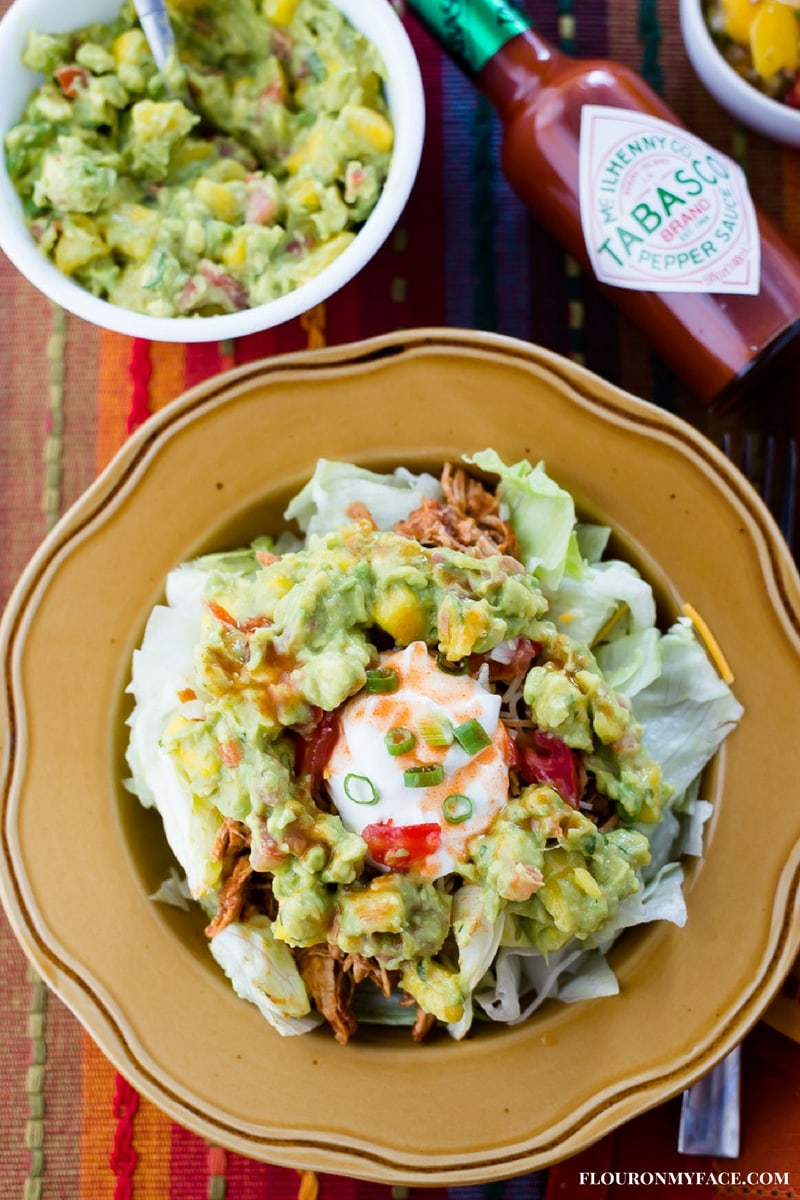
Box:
[411,1007,437,1044]
[204,817,258,937]
[296,944,359,1045]
[395,463,517,558]
[210,817,250,874]
[342,953,396,998]
[204,855,253,938]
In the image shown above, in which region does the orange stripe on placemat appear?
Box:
[95,331,135,473]
[78,1030,119,1200]
[148,340,188,415]
[130,1095,173,1200]
[300,303,327,349]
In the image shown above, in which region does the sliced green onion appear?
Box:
[365,666,399,694]
[384,726,415,756]
[403,763,445,788]
[344,773,379,805]
[443,793,473,824]
[419,713,454,748]
[435,651,468,675]
[453,717,492,755]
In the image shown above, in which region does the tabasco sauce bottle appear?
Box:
[406,0,800,407]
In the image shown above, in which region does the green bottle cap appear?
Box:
[407,0,531,76]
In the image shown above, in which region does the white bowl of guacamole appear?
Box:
[0,0,424,339]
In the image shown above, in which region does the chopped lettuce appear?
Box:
[283,458,442,535]
[466,449,576,589]
[209,915,323,1036]
[633,618,744,796]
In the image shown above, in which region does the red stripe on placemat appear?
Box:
[169,1120,210,1200]
[127,339,152,435]
[110,1073,139,1200]
[184,340,230,389]
[399,15,446,328]
[232,327,279,364]
[322,274,363,345]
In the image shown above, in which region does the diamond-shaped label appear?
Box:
[579,106,760,294]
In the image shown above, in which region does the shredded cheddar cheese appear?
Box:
[590,602,630,649]
[681,602,735,685]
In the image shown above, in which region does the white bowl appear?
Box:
[0,0,424,341]
[679,0,800,146]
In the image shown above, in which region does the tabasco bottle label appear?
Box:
[578,106,760,294]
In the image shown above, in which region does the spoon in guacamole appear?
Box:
[131,0,176,73]
[131,0,199,110]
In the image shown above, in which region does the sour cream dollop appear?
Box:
[326,641,511,880]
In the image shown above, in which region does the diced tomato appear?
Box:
[474,636,542,682]
[206,600,270,634]
[177,687,197,703]
[297,709,341,791]
[361,822,442,872]
[515,729,583,808]
[198,261,249,310]
[256,549,280,566]
[253,833,286,871]
[245,186,278,226]
[218,739,242,768]
[263,77,285,104]
[207,600,237,626]
[55,64,89,98]
[238,615,272,633]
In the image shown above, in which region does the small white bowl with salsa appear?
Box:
[0,0,425,340]
[680,0,800,146]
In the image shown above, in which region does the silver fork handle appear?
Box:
[678,1044,741,1158]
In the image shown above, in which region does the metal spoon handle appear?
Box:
[678,1045,741,1158]
[132,0,176,72]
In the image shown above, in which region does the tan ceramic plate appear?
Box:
[2,328,800,1184]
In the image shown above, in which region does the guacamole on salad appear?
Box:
[6,0,393,316]
[126,452,743,1043]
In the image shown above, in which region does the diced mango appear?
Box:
[572,867,603,900]
[171,139,216,170]
[222,228,250,269]
[54,215,107,274]
[284,176,322,211]
[284,126,327,174]
[720,0,764,44]
[113,28,149,67]
[342,104,394,153]
[132,99,194,139]
[749,2,800,76]
[194,177,242,224]
[263,0,301,24]
[103,202,160,259]
[373,581,428,645]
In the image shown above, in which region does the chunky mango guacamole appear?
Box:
[5,0,393,315]
[126,453,743,1043]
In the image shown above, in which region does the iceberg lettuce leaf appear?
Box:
[284,458,441,535]
[466,449,576,589]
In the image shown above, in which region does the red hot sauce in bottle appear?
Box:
[407,0,800,407]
